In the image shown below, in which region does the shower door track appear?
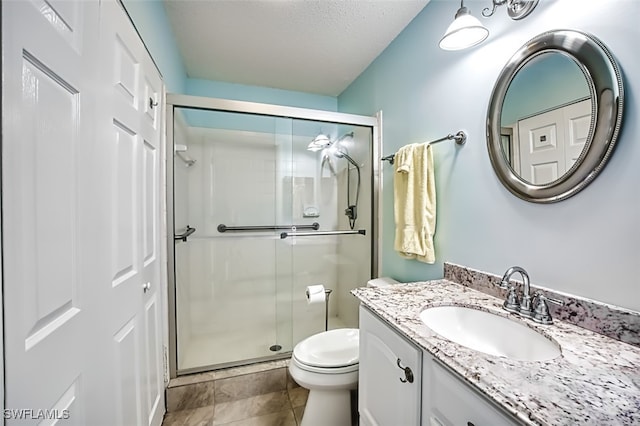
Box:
[165,94,382,378]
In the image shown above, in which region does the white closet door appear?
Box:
[2,1,165,425]
[2,0,106,424]
[518,109,565,184]
[98,1,165,425]
[563,100,591,171]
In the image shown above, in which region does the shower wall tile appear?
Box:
[214,368,287,403]
[166,381,215,412]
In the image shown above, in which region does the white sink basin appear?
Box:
[419,306,561,361]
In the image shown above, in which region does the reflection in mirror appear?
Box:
[501,52,592,185]
[487,30,623,203]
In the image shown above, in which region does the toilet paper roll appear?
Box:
[306,284,326,305]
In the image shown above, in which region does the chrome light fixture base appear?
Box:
[482,0,539,20]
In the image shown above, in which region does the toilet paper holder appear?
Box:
[324,289,333,332]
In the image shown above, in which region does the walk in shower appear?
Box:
[167,95,379,376]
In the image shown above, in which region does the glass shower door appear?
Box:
[173,107,293,372]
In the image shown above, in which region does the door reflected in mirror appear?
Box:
[500,52,592,185]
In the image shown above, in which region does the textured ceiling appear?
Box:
[164,0,430,96]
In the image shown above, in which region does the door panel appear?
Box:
[518,112,563,184]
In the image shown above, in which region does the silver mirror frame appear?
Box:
[487,30,624,203]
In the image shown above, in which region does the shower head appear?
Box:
[307,134,332,152]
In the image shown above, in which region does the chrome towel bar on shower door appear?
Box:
[217,223,320,233]
[280,229,366,239]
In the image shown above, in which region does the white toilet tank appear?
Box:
[366,277,399,288]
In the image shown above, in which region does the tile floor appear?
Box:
[162,358,358,426]
[162,386,308,426]
[162,361,308,426]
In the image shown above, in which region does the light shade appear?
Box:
[439,6,489,51]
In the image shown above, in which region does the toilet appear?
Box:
[289,277,399,426]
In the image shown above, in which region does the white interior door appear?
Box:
[563,100,591,171]
[518,109,565,184]
[99,1,165,425]
[2,1,104,423]
[2,1,165,424]
[517,99,591,185]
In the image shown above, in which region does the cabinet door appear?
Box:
[423,356,519,426]
[359,306,422,426]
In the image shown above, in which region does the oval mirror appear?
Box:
[487,30,624,203]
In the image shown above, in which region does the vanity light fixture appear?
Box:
[439,0,539,51]
[482,0,539,20]
[439,0,489,51]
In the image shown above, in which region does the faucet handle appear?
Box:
[532,291,564,324]
[502,284,520,313]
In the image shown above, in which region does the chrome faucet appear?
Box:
[497,266,564,323]
[498,266,533,318]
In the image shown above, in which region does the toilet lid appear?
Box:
[293,328,359,368]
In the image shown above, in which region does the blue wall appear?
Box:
[122,0,187,93]
[339,0,640,311]
[501,52,590,125]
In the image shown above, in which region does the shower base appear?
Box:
[178,315,347,373]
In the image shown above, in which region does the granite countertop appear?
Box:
[352,279,640,426]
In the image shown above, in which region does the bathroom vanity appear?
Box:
[354,274,640,425]
[360,306,517,425]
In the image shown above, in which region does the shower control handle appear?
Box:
[345,205,357,221]
[397,358,414,383]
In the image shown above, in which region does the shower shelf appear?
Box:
[217,223,320,233]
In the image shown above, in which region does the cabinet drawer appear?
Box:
[424,357,519,426]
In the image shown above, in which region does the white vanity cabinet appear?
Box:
[359,305,520,426]
[359,306,422,426]
[422,356,520,426]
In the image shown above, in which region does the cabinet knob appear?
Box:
[396,358,414,383]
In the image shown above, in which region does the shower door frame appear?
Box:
[165,93,382,378]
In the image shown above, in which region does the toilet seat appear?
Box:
[292,328,359,370]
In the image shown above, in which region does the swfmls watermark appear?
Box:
[3,409,71,420]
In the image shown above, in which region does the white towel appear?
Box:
[393,142,436,263]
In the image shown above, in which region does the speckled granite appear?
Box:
[352,280,640,426]
[444,262,640,348]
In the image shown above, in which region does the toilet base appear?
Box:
[301,388,352,426]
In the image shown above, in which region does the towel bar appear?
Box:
[217,223,320,233]
[382,130,466,165]
[280,229,366,239]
